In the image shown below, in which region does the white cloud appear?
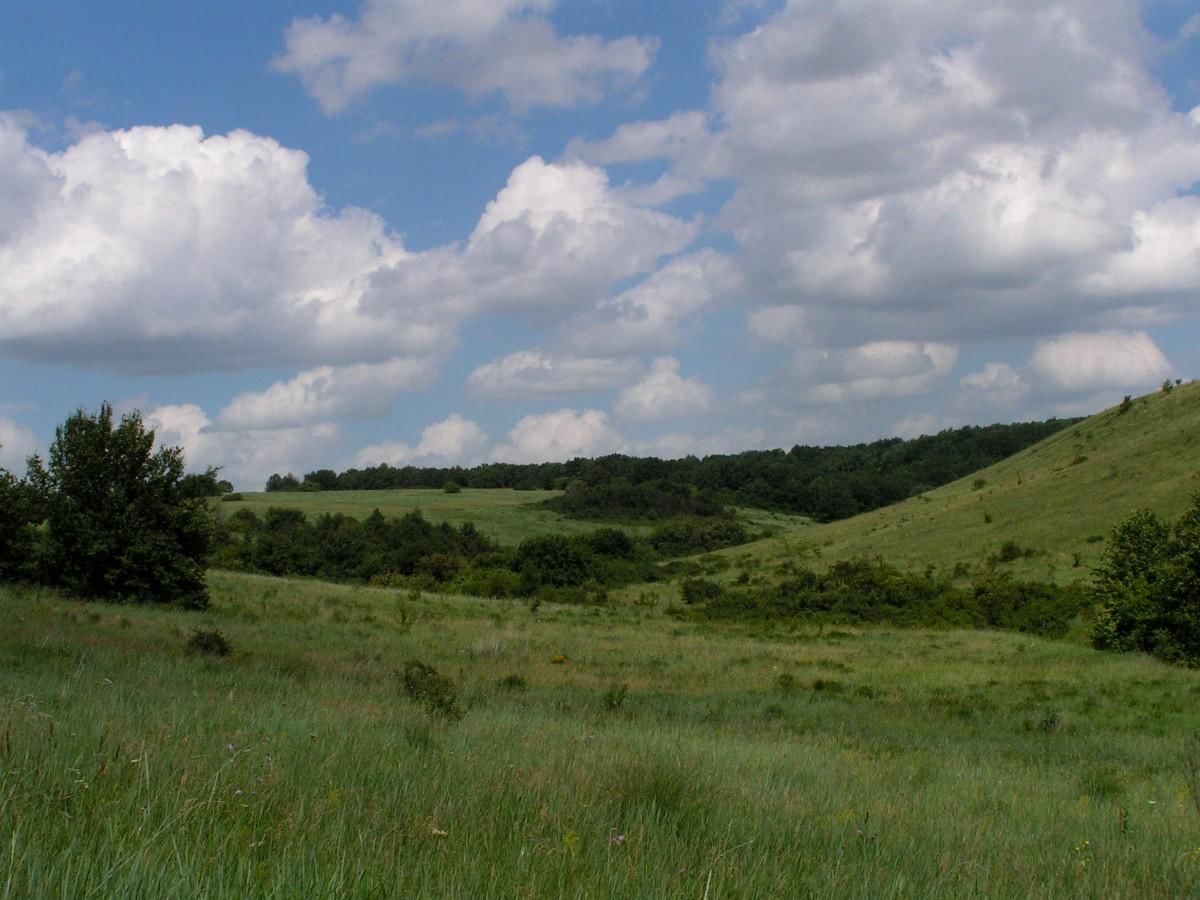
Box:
[352,414,489,468]
[275,0,657,113]
[747,305,808,346]
[217,356,437,431]
[0,416,38,471]
[614,357,713,423]
[145,404,341,491]
[0,123,692,377]
[467,350,638,399]
[491,408,623,463]
[587,1,1200,350]
[959,362,1030,406]
[792,341,959,405]
[1029,330,1171,392]
[562,250,740,355]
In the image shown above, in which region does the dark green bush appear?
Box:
[680,577,724,605]
[186,627,231,657]
[401,660,463,720]
[1092,497,1200,665]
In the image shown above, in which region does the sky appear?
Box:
[2,0,1199,488]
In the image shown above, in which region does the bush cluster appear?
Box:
[686,558,1089,638]
[1091,496,1200,665]
[211,510,675,602]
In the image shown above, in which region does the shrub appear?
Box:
[680,577,724,604]
[497,674,527,691]
[186,628,231,657]
[602,682,629,712]
[442,481,462,494]
[1092,497,1200,665]
[401,660,463,720]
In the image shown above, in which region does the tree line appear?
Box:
[267,418,1078,522]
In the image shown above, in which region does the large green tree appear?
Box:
[27,403,213,609]
[1092,495,1200,665]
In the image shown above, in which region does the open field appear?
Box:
[716,382,1200,584]
[214,488,813,548]
[214,488,644,546]
[3,572,1199,898]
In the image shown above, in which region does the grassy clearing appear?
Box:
[213,488,636,546]
[720,382,1200,583]
[3,572,1199,897]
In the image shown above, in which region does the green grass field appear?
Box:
[717,382,1200,583]
[214,488,812,549]
[3,573,1199,898]
[214,488,643,546]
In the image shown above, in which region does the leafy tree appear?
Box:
[0,464,41,581]
[1092,497,1200,665]
[27,403,213,608]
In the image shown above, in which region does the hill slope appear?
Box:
[724,382,1200,583]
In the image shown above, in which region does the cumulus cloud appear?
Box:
[0,123,692,377]
[562,250,740,355]
[959,362,1030,406]
[780,341,960,406]
[1029,330,1171,392]
[747,305,808,346]
[467,350,638,399]
[352,414,489,468]
[614,357,713,423]
[145,404,341,491]
[217,357,437,430]
[0,416,38,471]
[584,1,1200,350]
[275,0,657,113]
[491,408,623,463]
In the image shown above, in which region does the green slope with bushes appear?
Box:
[723,382,1200,583]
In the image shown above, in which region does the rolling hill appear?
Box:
[718,381,1200,583]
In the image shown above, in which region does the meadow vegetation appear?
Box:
[2,574,1199,898]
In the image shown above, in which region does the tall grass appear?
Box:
[3,574,1199,897]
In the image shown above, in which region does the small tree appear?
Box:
[27,403,213,608]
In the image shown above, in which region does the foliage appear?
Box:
[647,517,748,557]
[0,466,41,581]
[442,480,462,494]
[25,403,213,609]
[690,558,1089,637]
[401,660,463,720]
[185,627,231,657]
[680,577,724,605]
[1092,497,1200,665]
[265,419,1078,523]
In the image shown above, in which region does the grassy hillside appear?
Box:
[720,382,1200,583]
[3,573,1199,897]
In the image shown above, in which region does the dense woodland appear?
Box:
[268,419,1078,522]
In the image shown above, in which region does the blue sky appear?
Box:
[2,0,1199,488]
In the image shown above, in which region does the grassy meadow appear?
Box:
[718,381,1200,583]
[3,572,1199,898]
[213,488,602,546]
